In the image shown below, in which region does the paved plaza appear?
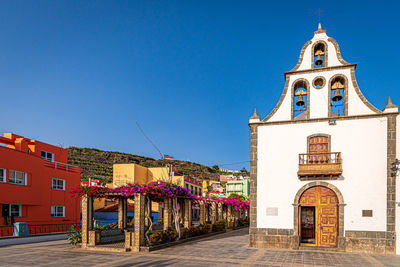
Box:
[0,228,400,267]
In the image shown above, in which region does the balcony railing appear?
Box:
[44,160,80,173]
[298,152,342,178]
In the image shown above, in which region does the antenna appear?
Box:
[136,122,163,159]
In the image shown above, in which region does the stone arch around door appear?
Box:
[292,181,345,251]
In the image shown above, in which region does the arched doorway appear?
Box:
[299,186,338,247]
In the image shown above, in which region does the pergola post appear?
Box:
[118,198,127,229]
[179,199,184,225]
[217,203,223,221]
[163,199,172,230]
[133,193,145,251]
[144,199,149,227]
[184,199,192,228]
[199,200,205,225]
[234,210,239,227]
[227,204,233,228]
[81,196,94,248]
[211,202,217,224]
[205,205,209,223]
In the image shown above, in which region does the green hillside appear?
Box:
[67,147,219,184]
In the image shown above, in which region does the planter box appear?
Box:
[89,229,125,245]
[140,229,227,252]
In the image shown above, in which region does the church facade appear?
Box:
[248,24,400,254]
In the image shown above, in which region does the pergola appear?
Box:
[75,183,248,252]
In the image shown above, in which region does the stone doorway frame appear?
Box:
[293,181,346,251]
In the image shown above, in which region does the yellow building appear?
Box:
[203,180,224,197]
[111,165,203,196]
[113,164,152,187]
[148,167,202,196]
[148,167,172,183]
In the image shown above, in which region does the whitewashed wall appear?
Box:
[257,117,387,231]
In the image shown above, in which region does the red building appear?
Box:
[219,174,235,182]
[0,133,80,233]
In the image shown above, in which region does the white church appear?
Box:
[248,24,400,254]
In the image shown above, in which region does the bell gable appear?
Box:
[251,24,390,124]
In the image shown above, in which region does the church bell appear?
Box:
[296,94,305,106]
[332,81,344,102]
[332,89,342,102]
[315,54,323,66]
[314,50,324,66]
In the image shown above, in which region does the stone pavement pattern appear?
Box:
[0,228,400,267]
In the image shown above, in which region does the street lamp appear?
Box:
[391,159,400,177]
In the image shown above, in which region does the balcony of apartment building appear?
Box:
[43,160,80,173]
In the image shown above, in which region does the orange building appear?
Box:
[0,133,80,230]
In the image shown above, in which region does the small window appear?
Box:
[191,185,193,194]
[199,189,202,196]
[0,169,5,183]
[9,170,27,185]
[51,178,65,190]
[236,184,242,191]
[41,151,54,162]
[3,204,22,217]
[51,206,65,217]
[10,204,21,217]
[195,187,198,195]
[313,77,325,89]
[186,184,189,189]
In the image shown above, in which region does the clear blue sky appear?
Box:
[1,1,399,170]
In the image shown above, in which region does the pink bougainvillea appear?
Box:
[70,181,249,211]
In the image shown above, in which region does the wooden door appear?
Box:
[309,136,329,163]
[299,186,338,247]
[318,187,338,247]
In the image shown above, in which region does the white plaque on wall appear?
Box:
[266,207,278,216]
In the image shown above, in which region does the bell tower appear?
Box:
[251,22,395,123]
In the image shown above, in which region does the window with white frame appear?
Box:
[2,204,22,217]
[0,169,5,183]
[51,178,65,190]
[41,151,54,162]
[10,204,21,217]
[235,184,242,191]
[51,206,65,217]
[9,170,27,185]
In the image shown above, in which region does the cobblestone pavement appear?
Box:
[0,228,400,266]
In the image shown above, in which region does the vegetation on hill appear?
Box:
[67,147,220,184]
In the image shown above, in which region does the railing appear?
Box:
[44,160,80,173]
[0,223,80,237]
[28,223,80,235]
[0,226,13,237]
[298,152,342,178]
[299,152,341,165]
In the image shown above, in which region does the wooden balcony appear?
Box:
[298,152,342,179]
